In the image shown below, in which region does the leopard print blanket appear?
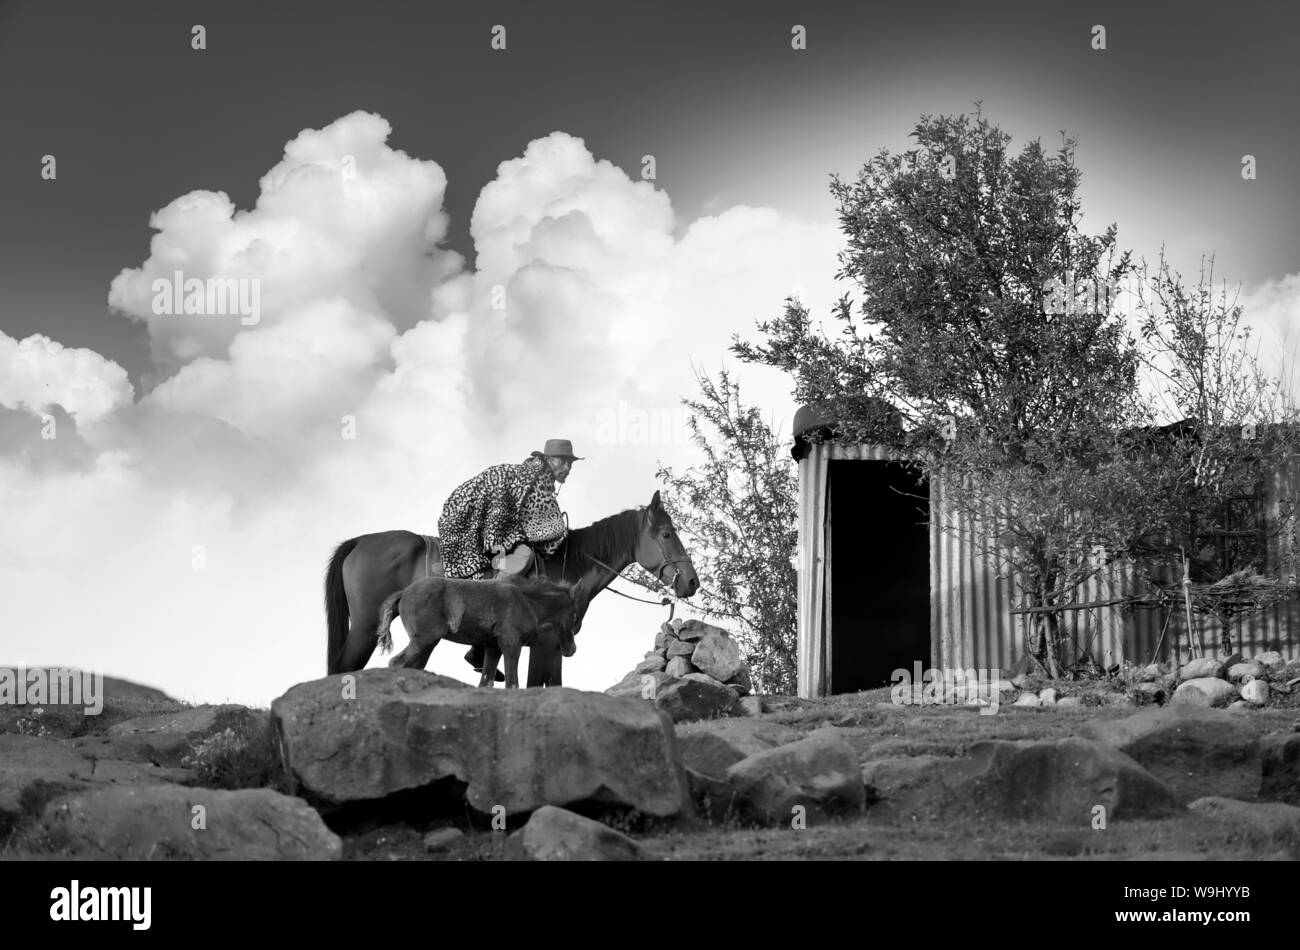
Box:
[437,454,568,579]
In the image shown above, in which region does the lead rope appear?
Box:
[582,551,676,619]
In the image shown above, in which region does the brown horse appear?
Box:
[324,490,698,685]
[376,574,581,688]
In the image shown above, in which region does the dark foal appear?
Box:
[376,574,579,688]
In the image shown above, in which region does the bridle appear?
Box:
[578,507,693,614]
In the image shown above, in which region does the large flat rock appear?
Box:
[41,784,341,860]
[271,670,690,818]
[1081,706,1266,802]
[862,738,1183,823]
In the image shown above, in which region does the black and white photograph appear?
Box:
[1,0,1297,914]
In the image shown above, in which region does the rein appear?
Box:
[576,508,690,620]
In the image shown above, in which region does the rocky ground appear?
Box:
[2,636,1299,861]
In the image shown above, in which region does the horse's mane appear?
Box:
[555,507,644,567]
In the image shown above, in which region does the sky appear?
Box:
[1,0,1298,705]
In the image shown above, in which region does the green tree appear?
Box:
[653,369,798,693]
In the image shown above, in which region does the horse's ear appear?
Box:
[650,489,662,510]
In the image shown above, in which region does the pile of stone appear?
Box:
[605,619,757,723]
[1008,650,1298,709]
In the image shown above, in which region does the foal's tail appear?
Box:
[376,591,403,654]
[325,537,360,674]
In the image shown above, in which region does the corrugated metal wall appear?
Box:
[797,442,1300,698]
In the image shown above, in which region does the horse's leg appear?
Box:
[503,643,521,689]
[479,643,501,688]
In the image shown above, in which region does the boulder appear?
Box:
[1189,796,1300,845]
[654,625,674,651]
[41,784,341,860]
[1056,696,1083,708]
[272,670,689,818]
[691,633,742,683]
[606,670,671,700]
[664,656,695,678]
[1038,688,1058,707]
[1013,693,1041,707]
[0,735,94,831]
[505,805,644,861]
[737,696,763,717]
[673,619,728,643]
[1241,680,1269,706]
[726,732,864,825]
[665,641,695,658]
[862,738,1182,822]
[1227,662,1264,684]
[1171,678,1239,709]
[104,705,264,768]
[635,655,667,674]
[654,677,737,723]
[673,719,802,779]
[1139,664,1163,683]
[1254,651,1287,675]
[1179,657,1225,681]
[1082,706,1266,802]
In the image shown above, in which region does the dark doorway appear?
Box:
[829,460,931,693]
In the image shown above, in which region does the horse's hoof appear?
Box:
[471,666,506,683]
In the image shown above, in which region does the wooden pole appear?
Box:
[1181,548,1201,659]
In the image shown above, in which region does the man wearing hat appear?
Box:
[437,438,584,675]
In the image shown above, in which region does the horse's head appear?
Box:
[635,490,700,599]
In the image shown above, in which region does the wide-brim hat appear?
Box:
[541,438,584,460]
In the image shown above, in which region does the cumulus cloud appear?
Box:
[0,332,133,425]
[3,114,842,704]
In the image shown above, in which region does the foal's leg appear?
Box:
[504,645,522,689]
[478,644,502,688]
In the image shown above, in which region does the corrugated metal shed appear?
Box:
[795,422,1300,699]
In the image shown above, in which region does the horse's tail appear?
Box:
[325,537,360,674]
[376,591,403,654]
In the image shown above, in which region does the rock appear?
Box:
[606,670,671,700]
[0,735,94,831]
[1140,664,1163,683]
[1241,680,1269,706]
[1082,706,1266,803]
[1220,652,1245,670]
[1013,693,1041,707]
[691,633,743,683]
[1039,688,1058,707]
[1254,651,1287,674]
[673,619,728,643]
[1228,700,1249,710]
[0,668,177,707]
[992,680,1016,695]
[681,671,729,689]
[665,656,695,678]
[272,670,689,818]
[1260,733,1300,806]
[1189,797,1300,845]
[665,641,695,658]
[1056,696,1083,708]
[674,719,801,779]
[1011,673,1032,690]
[635,655,667,674]
[737,696,763,717]
[1179,657,1225,681]
[654,625,674,651]
[726,733,865,825]
[504,805,643,861]
[422,827,465,852]
[1103,692,1135,707]
[41,784,341,860]
[104,705,265,768]
[1171,678,1239,709]
[1227,662,1264,684]
[862,739,1183,822]
[654,677,737,723]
